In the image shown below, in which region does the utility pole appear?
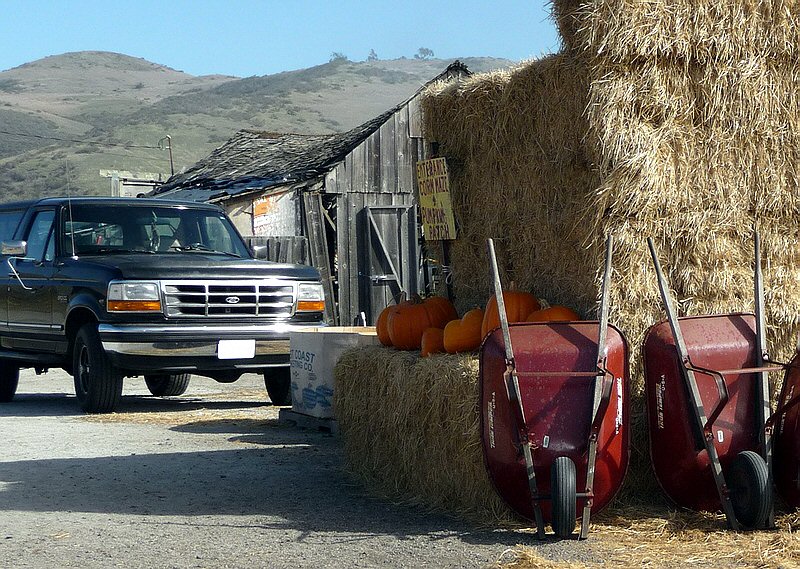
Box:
[159,135,174,176]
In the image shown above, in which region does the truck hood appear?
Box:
[79,254,320,281]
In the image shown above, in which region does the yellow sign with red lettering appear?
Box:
[416,157,456,241]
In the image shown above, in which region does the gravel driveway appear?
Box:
[0,369,591,568]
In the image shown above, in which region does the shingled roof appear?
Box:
[154,61,471,202]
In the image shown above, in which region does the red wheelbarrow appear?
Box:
[773,351,800,508]
[644,234,787,529]
[480,236,630,539]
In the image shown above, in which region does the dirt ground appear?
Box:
[0,369,593,569]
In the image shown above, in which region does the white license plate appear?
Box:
[217,339,256,359]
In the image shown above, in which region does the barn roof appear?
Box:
[153,61,471,202]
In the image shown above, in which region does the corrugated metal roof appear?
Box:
[155,61,471,202]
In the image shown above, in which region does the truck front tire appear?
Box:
[73,324,123,413]
[0,361,19,402]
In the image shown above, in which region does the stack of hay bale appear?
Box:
[336,0,800,522]
[425,0,800,364]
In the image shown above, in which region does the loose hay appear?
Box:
[496,509,800,569]
[81,388,273,427]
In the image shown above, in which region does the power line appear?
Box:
[0,129,162,149]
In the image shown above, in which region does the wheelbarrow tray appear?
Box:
[774,351,800,508]
[643,313,763,512]
[479,321,630,522]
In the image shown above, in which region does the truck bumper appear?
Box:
[98,322,323,373]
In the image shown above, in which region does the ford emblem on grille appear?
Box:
[225,296,241,304]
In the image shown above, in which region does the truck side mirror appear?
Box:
[251,245,269,260]
[2,240,27,257]
[2,241,32,290]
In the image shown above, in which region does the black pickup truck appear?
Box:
[0,197,326,413]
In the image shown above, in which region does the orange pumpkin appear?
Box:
[526,305,580,322]
[386,295,459,350]
[422,296,458,328]
[387,297,432,350]
[444,308,485,353]
[481,290,541,338]
[421,327,445,357]
[376,305,393,346]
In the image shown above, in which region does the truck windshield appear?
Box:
[63,204,250,258]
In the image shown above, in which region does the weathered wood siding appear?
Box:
[220,94,432,325]
[322,97,427,324]
[324,102,424,196]
[335,192,419,326]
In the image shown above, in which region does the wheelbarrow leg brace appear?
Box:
[580,370,614,539]
[578,235,617,539]
[686,370,741,530]
[506,365,546,540]
[489,239,545,539]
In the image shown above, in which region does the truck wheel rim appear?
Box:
[78,346,91,393]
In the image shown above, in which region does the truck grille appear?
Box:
[162,280,295,318]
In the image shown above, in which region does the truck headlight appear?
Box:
[296,282,325,312]
[107,281,162,312]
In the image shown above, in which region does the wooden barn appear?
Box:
[153,61,470,325]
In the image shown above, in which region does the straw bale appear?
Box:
[582,53,800,369]
[550,0,582,52]
[422,54,600,314]
[421,17,800,381]
[553,0,800,63]
[334,346,519,525]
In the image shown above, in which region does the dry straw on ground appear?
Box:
[494,509,800,569]
[81,388,272,426]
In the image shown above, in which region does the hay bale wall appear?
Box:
[422,0,800,383]
[422,54,601,314]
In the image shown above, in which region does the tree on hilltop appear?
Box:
[414,47,434,60]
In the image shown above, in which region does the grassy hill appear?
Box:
[0,51,512,199]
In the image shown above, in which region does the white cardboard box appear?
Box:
[289,327,380,418]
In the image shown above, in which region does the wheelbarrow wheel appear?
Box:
[551,456,577,538]
[727,450,771,529]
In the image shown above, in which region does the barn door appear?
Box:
[364,205,419,324]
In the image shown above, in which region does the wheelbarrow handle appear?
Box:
[685,362,729,431]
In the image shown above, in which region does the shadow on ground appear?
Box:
[0,392,270,418]
[0,392,532,548]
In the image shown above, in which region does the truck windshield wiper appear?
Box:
[170,244,241,258]
[82,247,155,255]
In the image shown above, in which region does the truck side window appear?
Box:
[25,210,56,262]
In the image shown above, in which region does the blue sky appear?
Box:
[0,0,561,76]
